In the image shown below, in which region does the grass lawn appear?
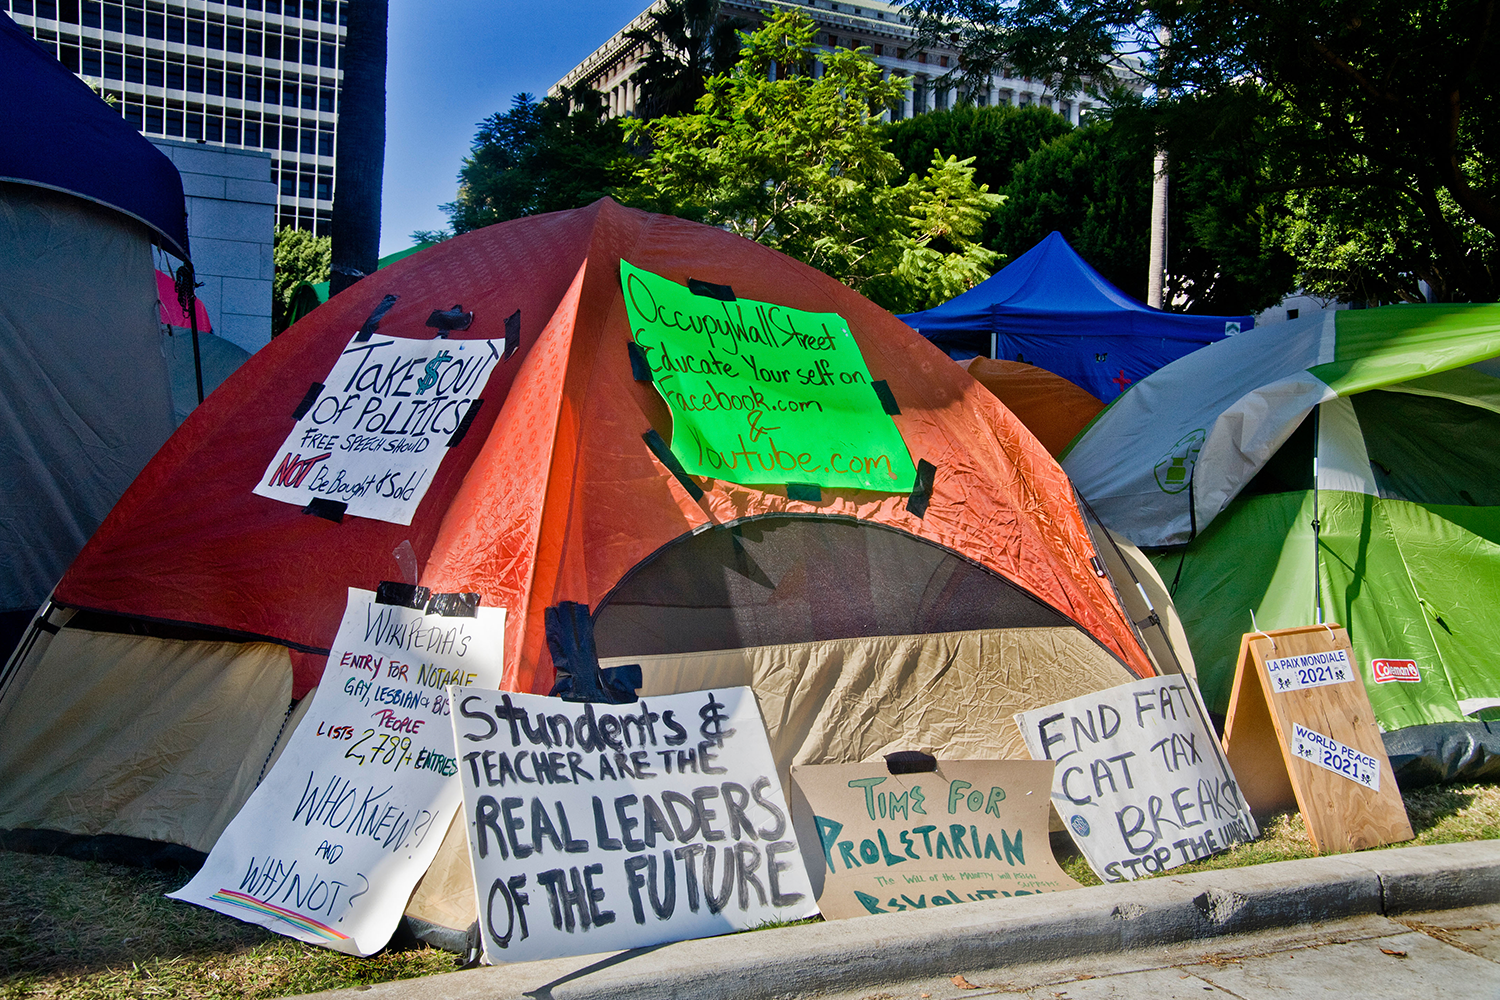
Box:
[3,782,1498,999]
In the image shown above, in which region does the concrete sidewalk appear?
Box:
[291,840,1500,1000]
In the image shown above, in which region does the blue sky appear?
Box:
[379,0,647,255]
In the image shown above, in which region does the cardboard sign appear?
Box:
[170,588,505,956]
[450,687,815,964]
[788,760,1079,920]
[621,260,917,492]
[254,332,502,524]
[1016,676,1258,882]
[1222,624,1413,854]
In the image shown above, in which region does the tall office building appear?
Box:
[4,0,345,234]
[555,0,1137,125]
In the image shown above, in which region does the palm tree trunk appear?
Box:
[330,0,388,297]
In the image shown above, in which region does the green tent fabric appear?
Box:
[285,243,435,326]
[1063,304,1500,781]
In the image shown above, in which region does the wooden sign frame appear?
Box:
[1222,624,1413,854]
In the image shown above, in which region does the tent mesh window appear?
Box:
[592,515,1079,658]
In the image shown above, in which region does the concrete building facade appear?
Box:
[4,0,345,236]
[150,137,276,352]
[554,0,1128,125]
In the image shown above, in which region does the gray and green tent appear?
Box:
[1063,304,1500,782]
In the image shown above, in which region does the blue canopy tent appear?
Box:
[899,232,1252,401]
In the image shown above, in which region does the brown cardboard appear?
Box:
[789,759,1079,920]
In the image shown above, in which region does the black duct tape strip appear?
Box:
[376,581,431,608]
[503,309,521,360]
[291,382,324,419]
[353,293,400,342]
[426,305,473,334]
[303,498,347,522]
[642,429,704,501]
[427,591,480,618]
[871,380,901,415]
[447,399,483,448]
[885,750,938,774]
[786,482,821,503]
[687,277,735,301]
[627,341,652,381]
[906,458,936,519]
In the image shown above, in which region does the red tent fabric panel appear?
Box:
[58,200,1152,696]
[959,358,1105,457]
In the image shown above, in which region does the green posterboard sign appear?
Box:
[622,261,918,492]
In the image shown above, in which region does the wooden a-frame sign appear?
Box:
[1222,623,1413,854]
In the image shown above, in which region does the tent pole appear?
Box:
[1311,404,1322,624]
[175,262,205,405]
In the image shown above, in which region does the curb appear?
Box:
[293,840,1500,1000]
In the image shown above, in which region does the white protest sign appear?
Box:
[1016,675,1258,882]
[170,588,505,956]
[1264,648,1354,693]
[449,687,816,964]
[254,332,502,524]
[1291,723,1381,791]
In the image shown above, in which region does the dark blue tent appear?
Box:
[0,12,189,258]
[899,232,1250,401]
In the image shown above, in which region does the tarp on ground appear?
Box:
[900,231,1251,401]
[1063,304,1500,779]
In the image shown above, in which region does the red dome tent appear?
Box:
[0,200,1151,934]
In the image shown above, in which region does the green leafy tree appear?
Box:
[625,0,749,120]
[444,85,630,234]
[884,102,1072,194]
[904,0,1500,301]
[271,225,331,336]
[624,11,1001,310]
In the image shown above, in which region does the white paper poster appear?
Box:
[170,588,505,956]
[449,686,816,964]
[254,332,502,524]
[1292,723,1381,790]
[1016,675,1258,882]
[1264,648,1354,693]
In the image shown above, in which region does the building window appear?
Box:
[245,29,261,57]
[145,58,163,86]
[103,50,122,79]
[122,102,143,128]
[124,7,142,34]
[165,107,183,136]
[145,105,163,132]
[317,128,333,155]
[279,172,295,196]
[301,85,315,109]
[320,41,334,67]
[165,14,183,43]
[81,2,100,28]
[166,61,183,89]
[319,86,334,112]
[298,174,313,199]
[245,76,261,101]
[186,64,203,92]
[185,18,203,46]
[225,118,241,143]
[59,44,80,72]
[227,26,242,52]
[300,127,315,153]
[206,69,222,95]
[262,79,278,103]
[206,115,222,141]
[316,175,331,200]
[186,112,203,139]
[208,22,223,48]
[103,4,121,31]
[81,48,101,75]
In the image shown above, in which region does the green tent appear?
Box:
[1064,304,1500,781]
[284,243,435,326]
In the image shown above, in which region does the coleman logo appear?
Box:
[1372,659,1421,683]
